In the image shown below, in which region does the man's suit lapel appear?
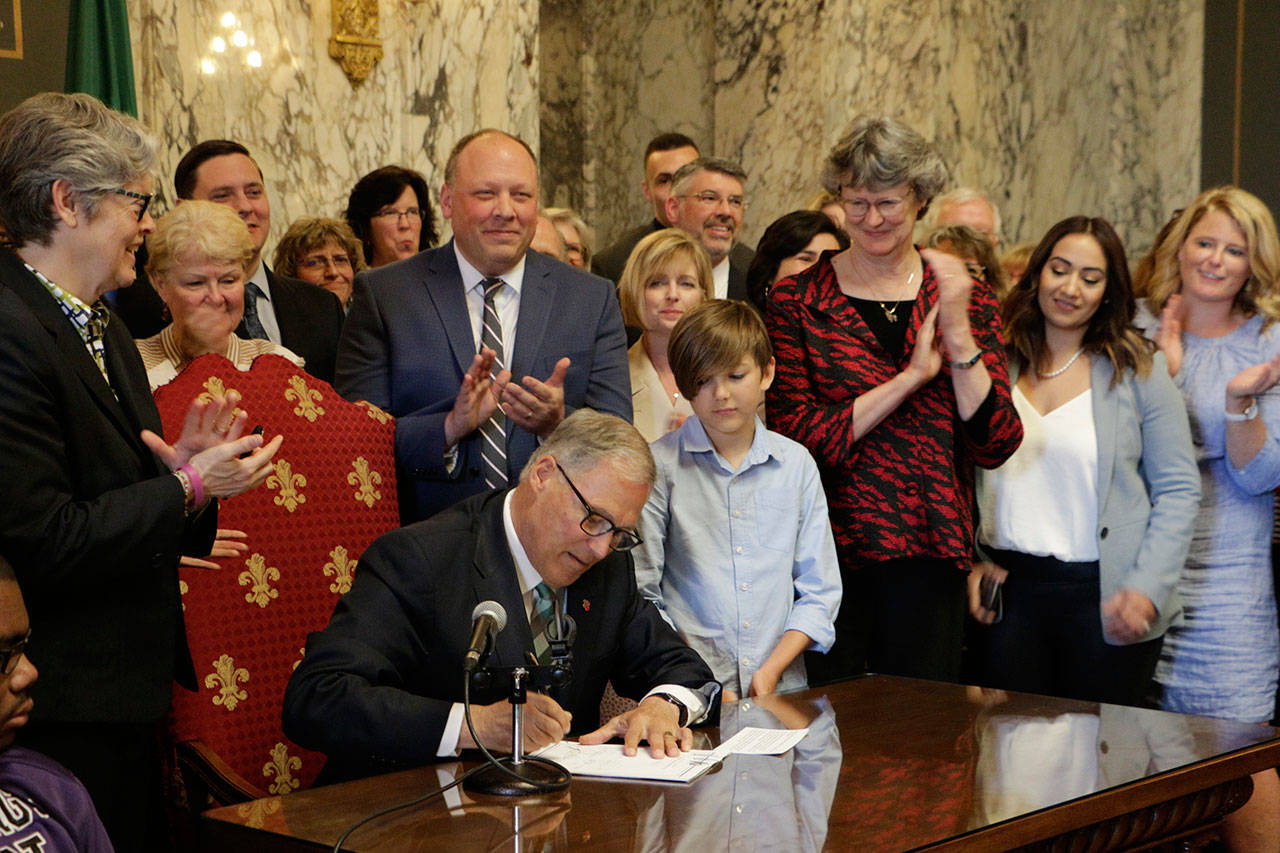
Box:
[265,267,302,350]
[510,253,553,381]
[424,244,480,376]
[471,494,535,667]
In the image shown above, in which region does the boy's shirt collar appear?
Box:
[678,413,776,473]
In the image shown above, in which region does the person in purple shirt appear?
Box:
[0,555,112,852]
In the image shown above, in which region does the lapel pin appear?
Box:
[581,599,590,612]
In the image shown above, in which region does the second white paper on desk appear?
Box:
[533,727,808,783]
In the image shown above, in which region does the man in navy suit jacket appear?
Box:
[336,130,631,522]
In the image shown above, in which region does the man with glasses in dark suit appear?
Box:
[284,410,719,783]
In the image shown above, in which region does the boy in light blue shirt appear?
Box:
[634,300,841,701]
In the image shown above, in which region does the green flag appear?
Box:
[65,0,137,116]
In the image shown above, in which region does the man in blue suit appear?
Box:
[336,130,632,523]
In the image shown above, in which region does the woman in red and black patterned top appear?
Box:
[765,116,1022,686]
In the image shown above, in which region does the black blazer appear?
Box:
[283,490,718,782]
[236,267,345,384]
[727,241,755,303]
[0,251,215,723]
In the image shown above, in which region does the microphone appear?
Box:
[464,600,507,672]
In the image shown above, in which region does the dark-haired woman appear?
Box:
[344,165,439,268]
[746,210,849,313]
[969,216,1199,708]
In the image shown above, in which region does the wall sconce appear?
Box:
[329,0,382,86]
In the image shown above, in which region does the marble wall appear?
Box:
[128,0,540,249]
[127,0,1202,263]
[546,0,1202,256]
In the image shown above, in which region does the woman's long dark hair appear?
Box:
[746,210,850,312]
[1001,215,1152,384]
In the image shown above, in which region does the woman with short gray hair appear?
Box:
[767,114,1023,686]
[0,92,281,849]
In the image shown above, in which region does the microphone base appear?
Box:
[463,756,571,797]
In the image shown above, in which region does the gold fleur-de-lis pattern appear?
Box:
[235,797,281,829]
[284,374,325,422]
[179,579,188,610]
[292,647,305,671]
[347,457,383,508]
[205,653,250,711]
[263,742,302,795]
[267,459,307,512]
[356,400,392,424]
[238,554,281,608]
[198,375,235,403]
[323,545,357,594]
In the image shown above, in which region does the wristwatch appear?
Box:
[1225,400,1259,422]
[652,693,689,727]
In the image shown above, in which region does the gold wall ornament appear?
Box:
[205,653,250,711]
[347,456,383,508]
[356,400,391,424]
[284,374,325,422]
[267,458,307,512]
[263,742,302,795]
[238,554,281,608]
[329,0,382,86]
[323,545,357,594]
[235,797,281,829]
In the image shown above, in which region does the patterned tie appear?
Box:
[241,281,269,340]
[530,581,556,665]
[479,278,508,489]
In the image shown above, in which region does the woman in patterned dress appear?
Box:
[1141,186,1280,851]
[765,115,1022,686]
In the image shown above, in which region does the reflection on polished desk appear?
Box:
[200,675,1280,851]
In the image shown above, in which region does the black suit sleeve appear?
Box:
[283,527,463,775]
[586,555,719,720]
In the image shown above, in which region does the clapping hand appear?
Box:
[1155,294,1185,376]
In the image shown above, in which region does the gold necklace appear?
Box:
[869,268,917,322]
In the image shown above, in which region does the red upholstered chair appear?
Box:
[152,353,399,805]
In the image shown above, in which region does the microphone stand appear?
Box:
[463,598,576,796]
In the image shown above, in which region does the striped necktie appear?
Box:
[479,278,508,489]
[242,281,269,340]
[530,581,556,665]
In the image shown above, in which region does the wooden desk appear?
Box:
[201,675,1280,851]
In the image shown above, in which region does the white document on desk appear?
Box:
[534,727,809,784]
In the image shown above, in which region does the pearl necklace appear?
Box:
[1037,348,1084,379]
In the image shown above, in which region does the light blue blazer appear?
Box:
[977,351,1200,643]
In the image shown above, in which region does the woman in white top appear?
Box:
[136,201,303,391]
[969,216,1199,709]
[618,229,714,442]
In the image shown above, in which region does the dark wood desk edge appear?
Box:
[925,738,1280,851]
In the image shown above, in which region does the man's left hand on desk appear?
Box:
[578,695,692,758]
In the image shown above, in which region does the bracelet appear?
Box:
[1224,400,1258,422]
[173,469,196,512]
[178,464,205,507]
[950,350,982,369]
